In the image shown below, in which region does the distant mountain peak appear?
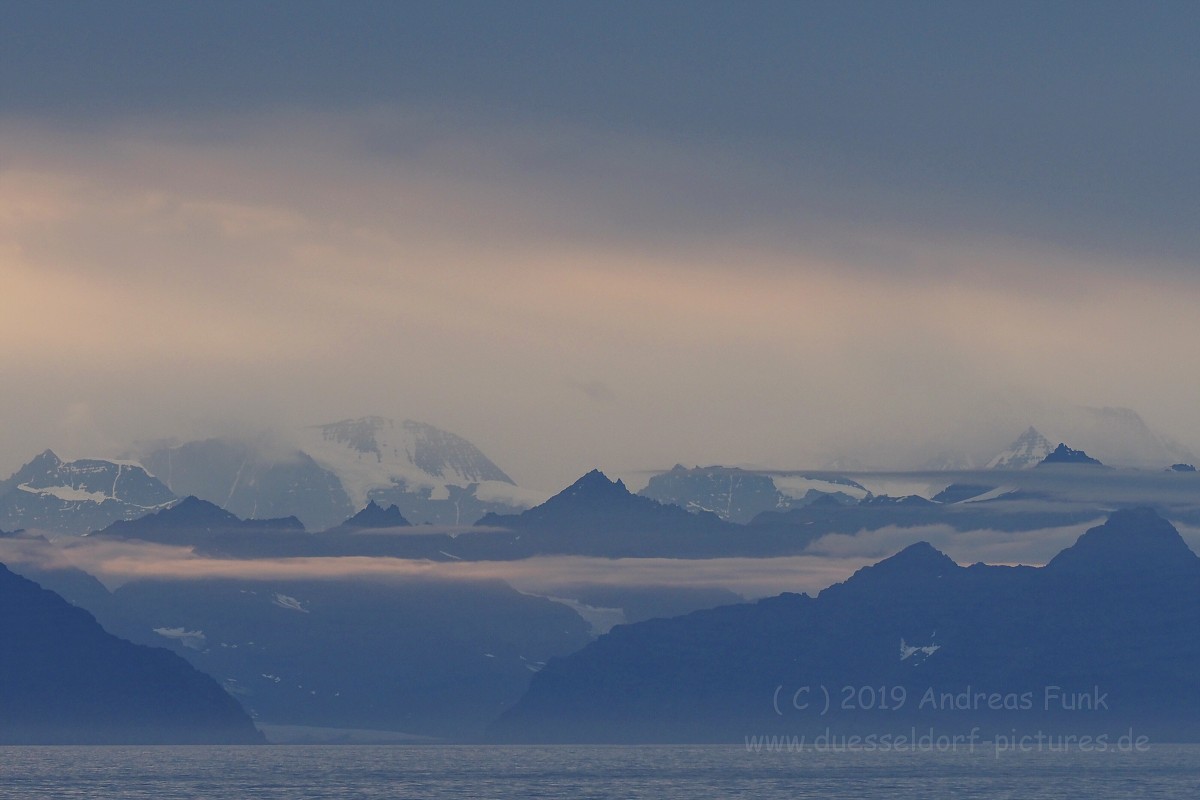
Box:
[0,451,176,536]
[137,417,533,529]
[473,467,734,557]
[880,541,958,572]
[834,541,959,594]
[137,437,351,532]
[299,416,515,508]
[988,427,1053,469]
[338,500,411,530]
[547,470,630,504]
[1038,443,1104,467]
[30,449,62,467]
[578,468,625,489]
[94,495,304,541]
[1047,507,1197,575]
[148,496,239,527]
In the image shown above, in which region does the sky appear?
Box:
[3,1,1199,491]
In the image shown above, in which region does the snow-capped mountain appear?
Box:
[987,427,1054,469]
[134,417,545,528]
[294,417,545,526]
[296,417,513,506]
[989,410,1195,470]
[1037,443,1105,467]
[0,450,177,536]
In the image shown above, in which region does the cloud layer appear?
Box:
[12,515,1194,601]
[2,3,1198,487]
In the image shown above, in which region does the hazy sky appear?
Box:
[3,2,1199,489]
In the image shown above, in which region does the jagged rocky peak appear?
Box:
[556,469,629,500]
[988,426,1054,469]
[339,500,411,530]
[1047,507,1198,575]
[487,470,637,522]
[1038,443,1104,467]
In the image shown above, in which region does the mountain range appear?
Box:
[76,459,1199,562]
[639,465,862,524]
[138,417,543,529]
[0,417,546,535]
[7,454,1200,743]
[490,508,1200,743]
[2,411,1194,536]
[5,404,1200,746]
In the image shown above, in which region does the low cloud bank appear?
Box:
[2,514,1164,600]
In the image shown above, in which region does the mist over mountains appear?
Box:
[6,0,1200,766]
[0,409,1192,537]
[0,417,547,535]
[8,488,1200,743]
[2,410,1200,744]
[132,417,541,530]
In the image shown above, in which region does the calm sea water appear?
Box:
[1,744,1198,798]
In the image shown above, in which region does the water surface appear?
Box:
[2,744,1198,798]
